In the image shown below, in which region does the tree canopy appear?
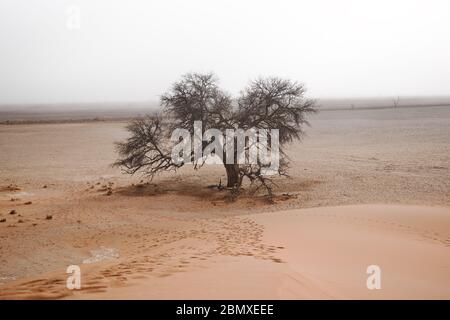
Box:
[114,72,316,198]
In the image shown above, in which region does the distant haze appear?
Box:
[1,0,450,105]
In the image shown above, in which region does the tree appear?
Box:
[114,72,316,197]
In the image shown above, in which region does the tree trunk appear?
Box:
[224,164,240,188]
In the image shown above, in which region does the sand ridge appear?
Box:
[1,106,450,299]
[1,204,449,299]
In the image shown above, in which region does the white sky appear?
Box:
[0,0,449,104]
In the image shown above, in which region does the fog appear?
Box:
[0,0,449,105]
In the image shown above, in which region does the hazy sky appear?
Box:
[0,0,449,104]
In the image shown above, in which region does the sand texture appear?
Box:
[1,106,449,299]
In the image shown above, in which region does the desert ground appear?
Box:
[0,105,449,299]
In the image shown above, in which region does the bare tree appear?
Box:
[114,72,316,197]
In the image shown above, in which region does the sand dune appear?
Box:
[74,205,450,300]
[1,205,449,299]
[1,106,449,299]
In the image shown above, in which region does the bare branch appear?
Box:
[114,73,317,198]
